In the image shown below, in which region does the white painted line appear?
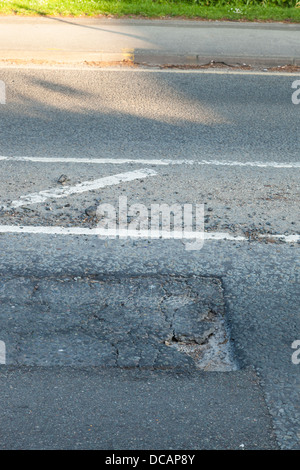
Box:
[1,156,299,169]
[2,169,157,210]
[0,80,5,104]
[0,156,174,165]
[0,64,299,77]
[0,225,245,240]
[259,233,300,243]
[0,225,298,243]
[191,159,300,169]
[0,341,6,365]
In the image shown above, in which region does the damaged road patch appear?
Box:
[0,274,237,370]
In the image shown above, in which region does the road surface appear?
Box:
[0,65,299,450]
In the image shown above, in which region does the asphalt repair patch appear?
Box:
[0,274,237,370]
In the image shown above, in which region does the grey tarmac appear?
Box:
[0,66,299,450]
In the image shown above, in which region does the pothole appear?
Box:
[165,314,238,371]
[0,274,238,370]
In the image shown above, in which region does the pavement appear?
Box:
[0,16,300,67]
[0,16,299,452]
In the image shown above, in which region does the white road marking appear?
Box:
[0,341,6,365]
[0,225,298,243]
[1,169,157,210]
[1,156,299,169]
[0,64,299,77]
[0,80,5,104]
[259,234,300,243]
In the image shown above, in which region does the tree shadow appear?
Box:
[0,67,296,161]
[10,3,154,43]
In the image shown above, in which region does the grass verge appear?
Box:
[0,1,299,22]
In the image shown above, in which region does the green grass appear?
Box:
[0,0,300,22]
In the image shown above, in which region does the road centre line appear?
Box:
[1,156,299,169]
[0,225,298,243]
[1,168,157,210]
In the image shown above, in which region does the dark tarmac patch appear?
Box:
[0,274,237,370]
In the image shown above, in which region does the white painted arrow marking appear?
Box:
[1,168,157,210]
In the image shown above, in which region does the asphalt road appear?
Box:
[0,68,299,238]
[0,66,299,450]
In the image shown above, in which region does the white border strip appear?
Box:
[0,65,299,77]
[259,233,300,243]
[1,156,299,169]
[0,225,298,243]
[0,341,5,365]
[0,225,245,240]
